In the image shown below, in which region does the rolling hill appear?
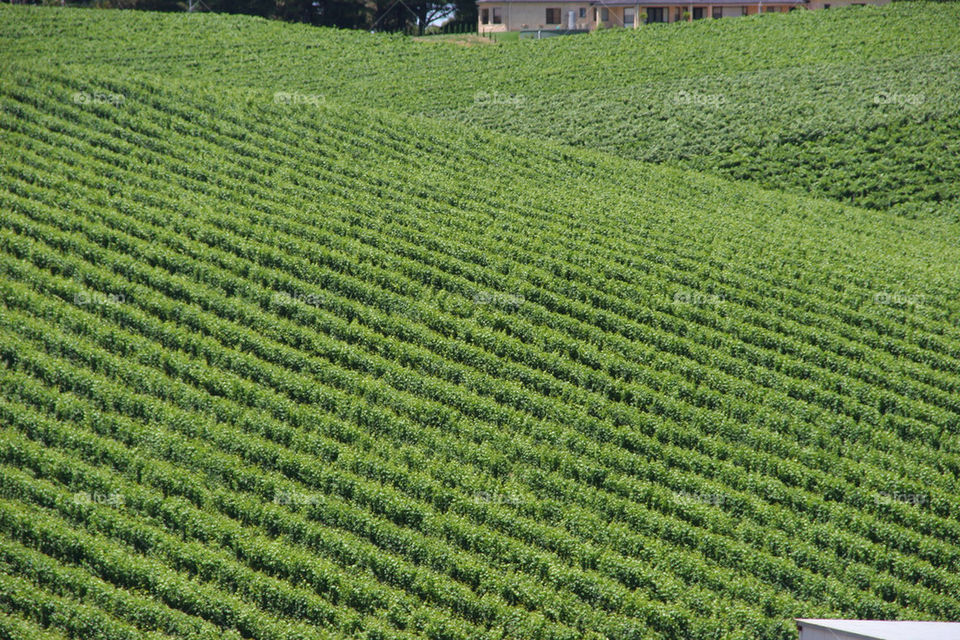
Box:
[1,5,960,640]
[3,2,960,216]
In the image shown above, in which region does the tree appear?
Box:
[67,0,475,32]
[314,0,374,27]
[447,0,476,29]
[372,0,454,33]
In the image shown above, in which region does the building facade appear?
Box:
[478,0,888,32]
[795,619,960,640]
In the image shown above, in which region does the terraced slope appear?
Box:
[2,60,960,640]
[3,2,960,216]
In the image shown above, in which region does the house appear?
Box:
[795,619,960,640]
[477,0,888,32]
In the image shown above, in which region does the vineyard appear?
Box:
[2,4,960,640]
[3,2,960,217]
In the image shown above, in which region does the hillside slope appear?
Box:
[3,3,960,216]
[2,59,960,640]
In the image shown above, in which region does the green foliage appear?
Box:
[6,2,958,215]
[0,7,959,640]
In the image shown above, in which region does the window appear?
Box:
[764,5,776,11]
[824,3,830,7]
[492,7,502,22]
[579,7,586,17]
[623,7,635,25]
[692,7,704,18]
[646,7,664,21]
[546,7,561,23]
[711,6,721,17]
[601,7,609,20]
[481,8,489,23]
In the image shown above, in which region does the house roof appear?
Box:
[795,619,960,640]
[589,0,797,4]
[477,0,799,4]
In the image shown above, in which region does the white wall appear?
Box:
[799,629,864,640]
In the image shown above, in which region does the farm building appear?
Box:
[478,0,889,32]
[795,619,960,640]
